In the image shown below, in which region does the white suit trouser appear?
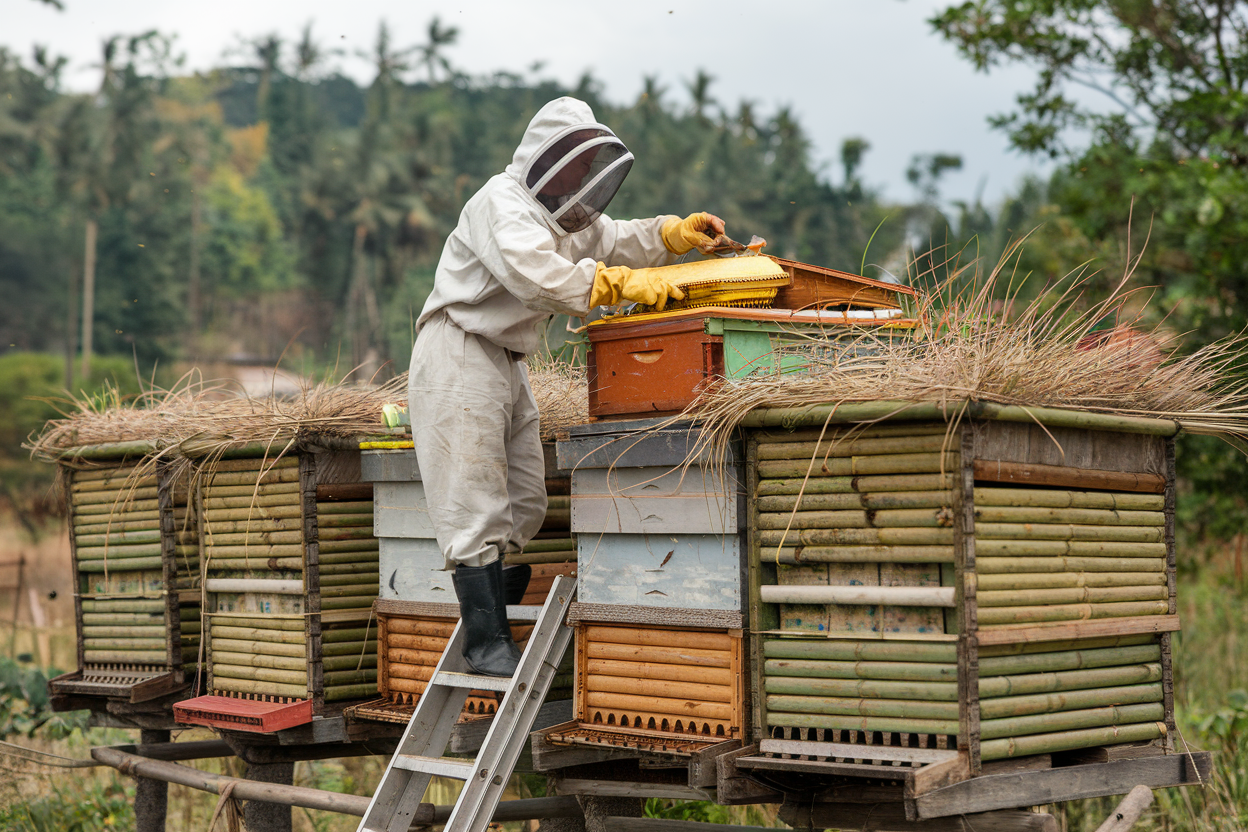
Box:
[408,313,548,569]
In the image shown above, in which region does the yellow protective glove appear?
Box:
[661,212,727,255]
[590,262,686,311]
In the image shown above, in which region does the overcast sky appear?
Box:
[6,0,1056,207]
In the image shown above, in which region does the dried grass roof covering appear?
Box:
[28,362,590,461]
[690,244,1248,448]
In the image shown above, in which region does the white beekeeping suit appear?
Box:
[409,96,725,676]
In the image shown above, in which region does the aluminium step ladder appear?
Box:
[358,574,577,832]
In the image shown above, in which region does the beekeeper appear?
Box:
[409,96,726,676]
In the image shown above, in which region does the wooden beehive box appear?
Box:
[545,419,749,752]
[744,402,1180,783]
[51,454,201,704]
[586,308,917,419]
[346,441,576,725]
[173,443,379,730]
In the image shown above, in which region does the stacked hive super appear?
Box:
[347,441,575,726]
[51,455,200,704]
[547,421,748,753]
[175,446,378,730]
[748,405,1177,778]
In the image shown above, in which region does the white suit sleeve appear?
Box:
[471,197,599,317]
[581,215,680,269]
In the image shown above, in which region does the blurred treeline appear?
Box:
[0,22,914,384]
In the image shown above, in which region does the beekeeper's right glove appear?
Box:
[590,263,686,311]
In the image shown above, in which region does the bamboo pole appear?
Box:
[977,540,1166,558]
[320,572,380,587]
[75,499,161,515]
[204,483,301,499]
[765,694,959,721]
[317,540,383,555]
[203,494,304,510]
[756,435,949,460]
[765,674,956,701]
[323,668,377,686]
[979,586,1168,607]
[505,550,576,565]
[757,473,954,497]
[202,544,303,559]
[761,585,955,607]
[764,658,957,683]
[73,487,160,505]
[387,658,440,678]
[980,722,1165,761]
[74,529,162,546]
[203,531,302,546]
[758,511,869,530]
[81,598,164,613]
[210,626,305,644]
[205,578,302,594]
[202,456,300,473]
[205,518,303,535]
[317,528,378,542]
[583,691,732,720]
[210,677,307,698]
[976,523,1165,543]
[981,684,1162,720]
[72,465,140,482]
[975,507,1164,527]
[82,625,166,639]
[753,424,952,443]
[583,625,733,651]
[980,644,1162,677]
[974,460,1166,495]
[211,651,308,672]
[323,640,377,657]
[758,491,954,513]
[211,663,308,684]
[774,545,955,564]
[977,572,1167,592]
[585,674,733,703]
[74,542,164,558]
[73,516,164,534]
[977,557,1167,574]
[585,658,734,687]
[318,514,374,529]
[84,649,167,663]
[83,613,164,626]
[763,639,956,663]
[760,527,954,547]
[975,488,1164,512]
[321,596,377,611]
[980,664,1162,698]
[765,710,959,736]
[204,468,301,487]
[320,582,380,598]
[515,537,576,554]
[980,702,1164,740]
[325,683,383,702]
[72,476,158,492]
[322,627,375,643]
[79,557,164,572]
[204,506,302,522]
[979,601,1170,625]
[83,637,168,651]
[757,452,958,480]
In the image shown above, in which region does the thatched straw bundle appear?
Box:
[29,360,590,462]
[689,244,1248,448]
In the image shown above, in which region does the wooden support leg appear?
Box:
[134,729,170,832]
[242,761,294,832]
[579,796,643,832]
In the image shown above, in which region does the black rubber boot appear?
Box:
[502,563,532,605]
[452,560,523,676]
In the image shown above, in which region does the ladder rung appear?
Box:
[433,671,511,692]
[391,754,476,780]
[505,605,542,621]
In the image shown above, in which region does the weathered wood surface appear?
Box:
[372,481,435,538]
[972,422,1166,475]
[378,537,452,602]
[566,603,742,629]
[1095,784,1154,832]
[576,533,741,610]
[558,425,734,471]
[571,466,739,535]
[915,752,1211,818]
[360,448,422,483]
[782,800,1058,832]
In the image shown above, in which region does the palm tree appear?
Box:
[686,69,717,122]
[417,17,459,84]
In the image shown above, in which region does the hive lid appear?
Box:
[173,695,314,733]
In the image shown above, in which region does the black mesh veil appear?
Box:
[524,127,634,233]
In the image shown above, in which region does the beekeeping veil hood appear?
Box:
[507,97,634,235]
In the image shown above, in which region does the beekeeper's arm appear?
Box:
[474,201,686,315]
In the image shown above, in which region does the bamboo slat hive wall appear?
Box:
[199,449,379,709]
[748,412,1178,770]
[56,458,201,700]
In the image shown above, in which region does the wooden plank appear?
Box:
[557,426,733,471]
[687,739,742,789]
[784,800,1058,832]
[976,615,1181,646]
[576,533,741,611]
[915,752,1211,819]
[360,448,421,483]
[552,778,712,801]
[530,723,643,771]
[601,817,781,832]
[716,744,783,805]
[958,427,979,773]
[373,598,460,619]
[971,422,1165,475]
[972,460,1164,494]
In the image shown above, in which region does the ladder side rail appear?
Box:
[358,621,473,832]
[445,575,577,832]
